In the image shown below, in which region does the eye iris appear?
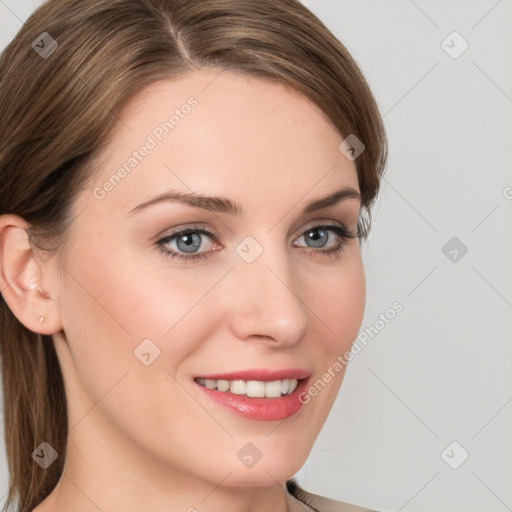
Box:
[306,228,328,248]
[177,232,202,253]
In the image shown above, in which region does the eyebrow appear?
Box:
[126,186,360,217]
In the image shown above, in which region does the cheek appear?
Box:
[56,238,224,451]
[330,268,365,347]
[57,233,228,385]
[298,249,365,413]
[310,248,366,355]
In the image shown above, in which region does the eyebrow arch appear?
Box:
[126,186,360,217]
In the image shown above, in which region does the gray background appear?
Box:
[1,1,511,511]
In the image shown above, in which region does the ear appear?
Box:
[0,214,62,335]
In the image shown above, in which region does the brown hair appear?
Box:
[0,0,387,510]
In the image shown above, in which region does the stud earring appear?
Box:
[38,315,46,324]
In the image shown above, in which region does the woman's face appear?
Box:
[48,70,365,489]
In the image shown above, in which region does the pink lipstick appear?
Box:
[193,368,310,421]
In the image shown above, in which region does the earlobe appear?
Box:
[0,214,61,335]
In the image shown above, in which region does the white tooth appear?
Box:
[205,379,217,390]
[265,380,282,398]
[200,377,298,397]
[217,379,230,392]
[246,380,266,397]
[230,380,246,394]
[288,379,298,394]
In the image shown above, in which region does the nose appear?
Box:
[224,244,310,347]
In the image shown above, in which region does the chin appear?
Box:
[219,434,312,488]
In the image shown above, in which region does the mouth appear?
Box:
[194,377,301,398]
[193,369,311,421]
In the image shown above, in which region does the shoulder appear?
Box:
[286,478,377,512]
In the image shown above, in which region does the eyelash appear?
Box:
[156,223,359,263]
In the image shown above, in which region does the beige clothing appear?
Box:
[286,479,376,512]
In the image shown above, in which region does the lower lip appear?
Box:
[194,379,310,421]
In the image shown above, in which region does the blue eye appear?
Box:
[292,224,358,259]
[156,226,216,263]
[300,226,339,249]
[156,223,358,263]
[172,231,203,253]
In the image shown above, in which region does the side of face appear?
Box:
[10,70,366,487]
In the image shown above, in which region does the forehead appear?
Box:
[79,70,358,216]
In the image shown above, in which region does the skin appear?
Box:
[0,69,365,512]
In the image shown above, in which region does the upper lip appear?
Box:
[196,369,310,382]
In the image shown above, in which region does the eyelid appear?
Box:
[157,223,221,242]
[295,218,346,234]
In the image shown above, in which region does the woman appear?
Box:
[0,0,387,511]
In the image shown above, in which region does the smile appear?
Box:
[195,377,299,398]
[193,369,311,421]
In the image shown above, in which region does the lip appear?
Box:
[193,369,311,422]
